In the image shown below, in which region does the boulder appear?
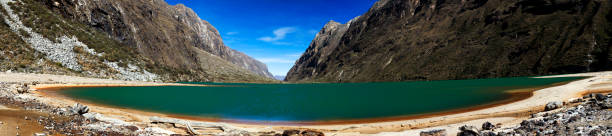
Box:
[481,122,495,130]
[301,130,324,136]
[17,86,30,94]
[480,131,497,136]
[71,103,89,115]
[458,125,480,136]
[545,101,563,111]
[595,93,606,101]
[282,130,300,136]
[420,129,446,136]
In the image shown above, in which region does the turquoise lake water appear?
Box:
[57,77,584,122]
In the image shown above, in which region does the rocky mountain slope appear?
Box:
[38,0,273,79]
[287,0,612,82]
[0,0,273,82]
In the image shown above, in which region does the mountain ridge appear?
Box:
[287,0,612,82]
[0,0,274,82]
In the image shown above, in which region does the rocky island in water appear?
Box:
[0,0,611,135]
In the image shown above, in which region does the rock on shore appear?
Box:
[445,93,612,136]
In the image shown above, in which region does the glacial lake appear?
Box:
[56,77,584,123]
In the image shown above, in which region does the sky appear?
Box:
[164,0,378,76]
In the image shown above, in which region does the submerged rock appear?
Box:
[420,129,446,136]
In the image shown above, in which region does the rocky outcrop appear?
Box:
[37,0,272,79]
[287,0,612,82]
[285,20,351,81]
[493,93,612,135]
[0,0,159,81]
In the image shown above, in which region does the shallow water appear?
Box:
[58,77,583,122]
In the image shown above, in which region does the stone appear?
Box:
[301,130,324,136]
[458,125,480,136]
[595,93,606,101]
[420,129,446,136]
[282,130,300,136]
[480,131,496,136]
[71,103,89,115]
[17,85,30,94]
[481,121,495,130]
[545,101,563,111]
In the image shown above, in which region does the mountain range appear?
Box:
[287,0,612,82]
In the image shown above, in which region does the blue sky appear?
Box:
[165,0,378,76]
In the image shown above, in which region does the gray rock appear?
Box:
[420,129,446,136]
[595,93,606,101]
[71,103,89,115]
[301,130,324,136]
[482,122,495,130]
[458,125,480,136]
[282,130,300,136]
[480,131,496,136]
[545,101,563,111]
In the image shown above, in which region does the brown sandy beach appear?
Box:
[1,72,612,135]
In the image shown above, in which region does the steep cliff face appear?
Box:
[285,20,350,81]
[287,0,612,82]
[0,0,273,82]
[38,0,273,79]
[172,4,273,78]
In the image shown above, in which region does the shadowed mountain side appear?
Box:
[287,0,612,82]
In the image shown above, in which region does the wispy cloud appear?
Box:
[226,32,239,35]
[257,58,295,64]
[307,29,319,35]
[257,27,297,42]
[286,53,302,57]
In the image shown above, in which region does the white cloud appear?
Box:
[257,27,297,42]
[226,32,239,35]
[257,58,295,64]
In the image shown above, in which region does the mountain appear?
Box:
[273,75,286,81]
[0,0,273,82]
[287,0,612,82]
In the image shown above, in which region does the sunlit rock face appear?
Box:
[39,0,273,79]
[287,0,612,82]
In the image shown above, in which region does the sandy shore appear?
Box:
[1,72,612,135]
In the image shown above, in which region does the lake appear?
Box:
[56,76,584,123]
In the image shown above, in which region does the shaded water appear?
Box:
[58,77,584,122]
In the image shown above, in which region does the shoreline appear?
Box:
[1,72,611,135]
[38,85,535,126]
